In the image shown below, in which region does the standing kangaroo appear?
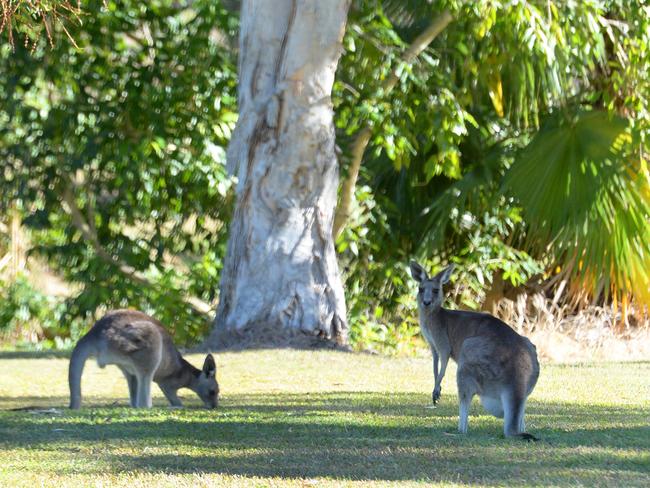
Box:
[69,309,219,409]
[410,261,540,440]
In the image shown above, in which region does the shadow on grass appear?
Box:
[0,396,173,410]
[108,444,648,485]
[0,350,71,359]
[1,392,649,484]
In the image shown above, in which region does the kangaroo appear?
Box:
[69,309,219,409]
[410,261,540,440]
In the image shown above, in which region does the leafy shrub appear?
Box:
[0,274,81,349]
[339,184,543,355]
[0,1,238,346]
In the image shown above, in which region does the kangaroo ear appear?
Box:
[203,354,216,377]
[434,264,454,285]
[409,261,427,282]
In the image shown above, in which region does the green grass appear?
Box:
[0,350,648,487]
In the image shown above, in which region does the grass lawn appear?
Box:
[0,349,648,487]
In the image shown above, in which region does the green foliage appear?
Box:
[0,274,55,332]
[0,1,82,49]
[335,0,650,340]
[449,206,543,309]
[339,0,611,181]
[503,110,650,304]
[335,184,421,354]
[338,181,542,353]
[0,0,239,345]
[2,0,649,352]
[0,274,79,349]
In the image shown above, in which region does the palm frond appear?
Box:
[502,110,650,304]
[380,0,437,28]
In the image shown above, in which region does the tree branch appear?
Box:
[332,10,453,239]
[0,252,11,272]
[60,179,213,317]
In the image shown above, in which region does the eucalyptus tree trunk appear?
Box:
[208,0,350,348]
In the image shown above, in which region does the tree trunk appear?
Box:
[10,201,26,279]
[207,0,350,348]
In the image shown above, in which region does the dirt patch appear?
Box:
[495,295,650,362]
[529,328,650,362]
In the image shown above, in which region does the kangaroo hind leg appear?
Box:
[119,367,138,407]
[502,389,537,441]
[132,337,163,409]
[456,365,480,434]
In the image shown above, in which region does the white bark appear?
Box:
[208,0,350,347]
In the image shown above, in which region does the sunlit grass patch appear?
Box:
[0,350,648,487]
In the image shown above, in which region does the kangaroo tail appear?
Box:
[68,336,95,409]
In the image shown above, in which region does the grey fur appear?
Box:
[410,261,540,440]
[69,310,219,409]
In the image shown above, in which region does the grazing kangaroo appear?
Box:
[410,261,540,440]
[69,309,219,409]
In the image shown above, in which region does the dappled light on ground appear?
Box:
[1,350,649,487]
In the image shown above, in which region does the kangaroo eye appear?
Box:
[418,287,424,293]
[209,389,216,396]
